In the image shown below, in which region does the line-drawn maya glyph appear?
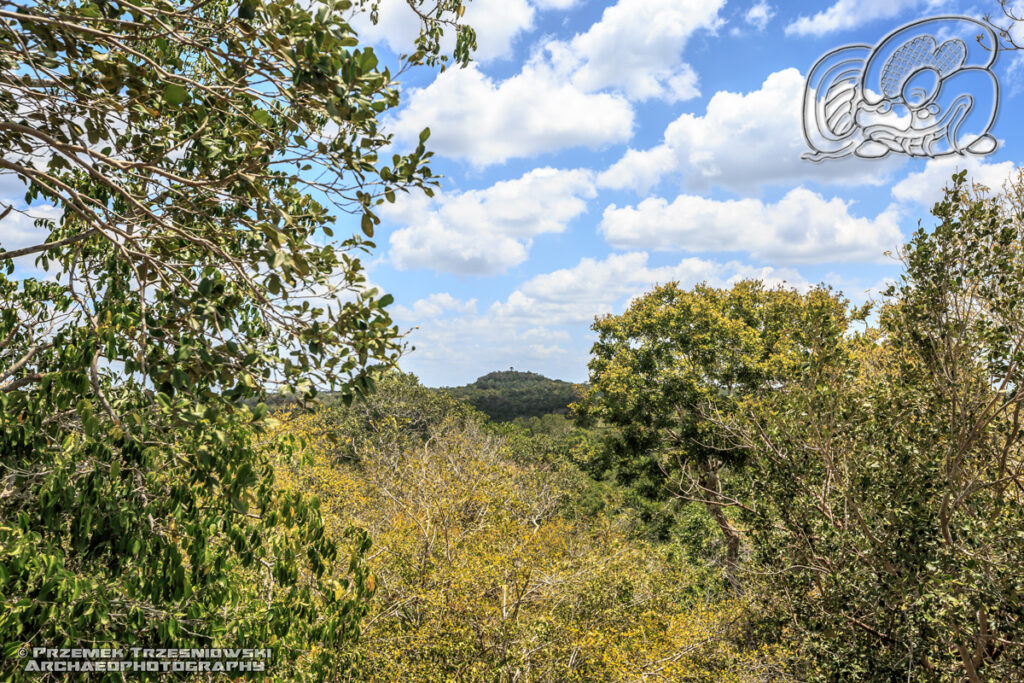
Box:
[802,16,1000,161]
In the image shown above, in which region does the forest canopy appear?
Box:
[442,370,581,422]
[2,0,1024,679]
[0,0,471,677]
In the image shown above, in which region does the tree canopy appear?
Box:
[577,172,1024,679]
[443,370,581,422]
[576,280,865,589]
[0,0,470,676]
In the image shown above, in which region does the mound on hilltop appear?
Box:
[441,370,581,422]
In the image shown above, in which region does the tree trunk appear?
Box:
[698,464,743,594]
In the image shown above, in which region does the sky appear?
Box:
[343,0,1024,387]
[3,0,1024,388]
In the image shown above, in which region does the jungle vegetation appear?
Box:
[3,0,1024,679]
[275,170,1024,681]
[441,370,581,422]
[273,171,1024,681]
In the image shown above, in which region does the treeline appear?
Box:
[261,172,1024,680]
[4,0,1024,676]
[269,171,1024,680]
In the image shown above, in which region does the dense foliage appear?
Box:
[578,172,1024,680]
[727,172,1024,680]
[443,370,581,422]
[272,374,791,681]
[575,280,865,590]
[3,0,1023,677]
[0,0,470,677]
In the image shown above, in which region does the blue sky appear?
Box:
[2,0,1022,388]
[342,0,1024,386]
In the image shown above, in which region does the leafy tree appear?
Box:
[273,374,792,682]
[0,0,469,676]
[725,172,1024,679]
[575,281,865,591]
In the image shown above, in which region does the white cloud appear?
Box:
[348,0,421,60]
[1007,52,1024,95]
[785,0,927,37]
[0,202,62,256]
[388,62,633,166]
[744,1,775,31]
[532,0,578,8]
[388,219,528,276]
[459,0,536,62]
[543,0,724,102]
[491,251,810,325]
[349,0,582,63]
[597,145,678,195]
[385,0,725,166]
[0,172,29,200]
[384,167,596,274]
[600,187,904,264]
[391,292,477,322]
[397,253,810,384]
[596,68,903,195]
[891,157,1019,208]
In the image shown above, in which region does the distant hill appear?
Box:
[441,370,582,422]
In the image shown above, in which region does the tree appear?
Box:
[0,0,470,676]
[575,280,864,591]
[725,172,1024,679]
[272,372,792,682]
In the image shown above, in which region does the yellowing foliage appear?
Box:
[270,380,792,681]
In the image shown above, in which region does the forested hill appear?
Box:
[441,370,581,422]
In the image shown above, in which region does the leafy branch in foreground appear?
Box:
[0,0,471,677]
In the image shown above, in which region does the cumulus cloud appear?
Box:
[386,0,726,166]
[891,157,1019,209]
[397,253,810,384]
[490,251,810,325]
[785,0,927,37]
[599,187,904,264]
[391,292,477,322]
[388,63,633,166]
[542,0,724,102]
[383,167,597,275]
[744,1,775,31]
[596,69,903,195]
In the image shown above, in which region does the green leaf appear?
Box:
[239,0,256,21]
[163,84,188,105]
